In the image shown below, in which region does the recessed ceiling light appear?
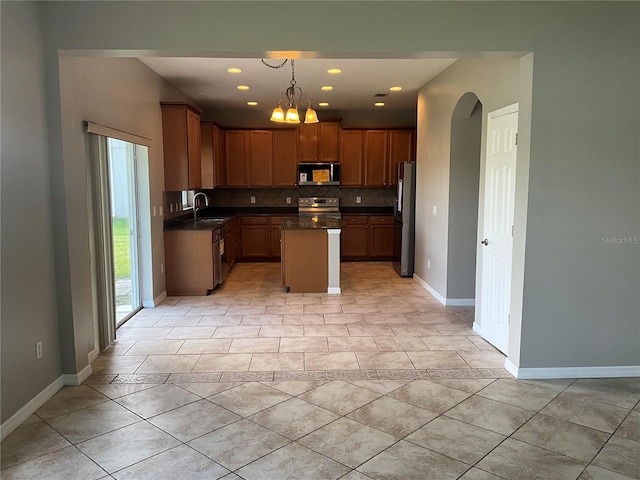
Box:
[374,102,385,107]
[227,68,242,73]
[318,102,330,107]
[237,85,250,90]
[321,86,334,91]
[247,101,258,106]
[327,68,342,75]
[390,86,403,92]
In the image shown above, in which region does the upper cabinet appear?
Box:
[273,129,299,187]
[341,128,415,187]
[224,130,274,187]
[340,130,364,187]
[161,102,202,191]
[299,121,340,162]
[364,130,389,187]
[387,129,414,186]
[200,122,225,189]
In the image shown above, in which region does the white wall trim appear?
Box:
[473,321,485,336]
[0,364,94,440]
[327,287,341,295]
[445,298,475,307]
[414,274,474,307]
[62,364,93,386]
[505,358,640,379]
[0,376,64,441]
[88,348,99,364]
[143,290,167,308]
[413,274,446,306]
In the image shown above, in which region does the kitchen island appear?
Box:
[280,217,342,294]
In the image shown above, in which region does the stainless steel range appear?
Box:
[298,197,341,219]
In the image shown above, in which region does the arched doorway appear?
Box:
[446,93,483,304]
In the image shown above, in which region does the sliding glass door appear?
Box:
[107,138,141,325]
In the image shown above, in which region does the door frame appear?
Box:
[474,102,519,355]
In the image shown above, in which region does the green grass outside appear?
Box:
[112,217,131,280]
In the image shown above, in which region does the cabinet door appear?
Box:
[186,108,202,189]
[369,216,394,257]
[162,104,201,191]
[364,130,389,187]
[388,129,414,187]
[299,123,319,162]
[213,124,226,187]
[164,230,213,296]
[341,215,369,258]
[319,122,340,162]
[273,130,298,186]
[225,131,249,187]
[340,130,364,186]
[200,123,214,189]
[249,130,273,187]
[241,217,269,257]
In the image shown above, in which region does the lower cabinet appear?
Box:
[241,216,269,258]
[341,215,394,260]
[164,230,216,296]
[222,217,241,272]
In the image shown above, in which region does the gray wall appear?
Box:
[2,0,639,421]
[415,58,521,299]
[1,2,62,421]
[447,97,482,301]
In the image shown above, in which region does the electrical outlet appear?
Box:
[153,206,157,217]
[286,197,291,205]
[427,259,431,269]
[356,196,362,204]
[250,196,256,204]
[160,263,164,274]
[36,341,43,359]
[432,205,437,216]
[169,204,173,213]
[160,206,163,215]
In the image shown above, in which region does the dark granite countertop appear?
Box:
[280,217,343,230]
[340,207,394,215]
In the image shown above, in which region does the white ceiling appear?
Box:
[139,57,458,116]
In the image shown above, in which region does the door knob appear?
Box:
[481,239,489,246]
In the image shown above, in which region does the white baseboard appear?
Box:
[413,274,447,305]
[327,287,341,295]
[414,275,474,307]
[0,363,95,441]
[142,290,167,308]
[0,376,64,441]
[505,358,640,379]
[88,348,99,364]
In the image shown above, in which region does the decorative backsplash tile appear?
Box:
[203,187,395,208]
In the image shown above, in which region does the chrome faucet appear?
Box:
[192,192,209,221]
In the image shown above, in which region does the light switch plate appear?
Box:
[356,196,362,204]
[250,196,256,204]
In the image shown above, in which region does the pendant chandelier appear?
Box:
[262,59,319,124]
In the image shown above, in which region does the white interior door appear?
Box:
[478,104,518,354]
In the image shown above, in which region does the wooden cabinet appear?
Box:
[161,103,202,191]
[269,216,296,258]
[273,130,299,186]
[225,130,250,187]
[341,215,394,260]
[299,121,340,162]
[364,130,389,187]
[164,230,215,296]
[241,216,269,258]
[201,122,225,188]
[249,131,273,187]
[388,129,414,186]
[340,130,364,187]
[369,216,394,257]
[341,215,369,258]
[222,217,241,271]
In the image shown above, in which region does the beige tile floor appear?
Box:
[2,263,639,479]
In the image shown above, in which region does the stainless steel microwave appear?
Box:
[298,163,341,186]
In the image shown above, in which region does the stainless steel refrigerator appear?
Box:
[393,161,416,277]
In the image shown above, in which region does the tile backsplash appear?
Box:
[203,187,395,208]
